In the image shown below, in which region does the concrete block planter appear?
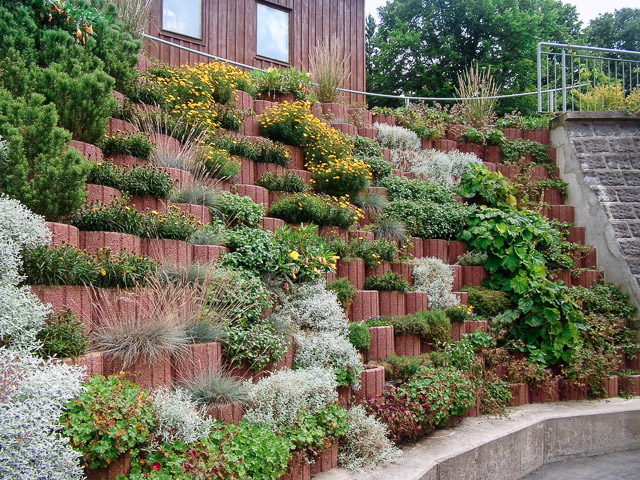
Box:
[173,203,212,224]
[325,271,338,283]
[350,290,379,322]
[580,247,598,268]
[549,269,572,286]
[496,164,519,180]
[458,143,484,158]
[85,452,130,480]
[559,379,588,401]
[208,403,245,424]
[523,128,550,144]
[278,451,311,480]
[107,118,137,134]
[420,137,434,150]
[192,244,229,263]
[260,92,295,103]
[348,107,373,127]
[531,165,550,181]
[252,99,273,115]
[310,440,339,475]
[454,291,470,305]
[129,195,169,213]
[433,138,457,152]
[567,226,586,245]
[234,89,253,110]
[510,383,530,406]
[484,162,498,172]
[358,126,378,138]
[156,166,192,189]
[408,237,424,258]
[530,378,560,403]
[451,322,465,342]
[367,326,394,362]
[465,320,489,334]
[405,291,429,314]
[501,128,523,140]
[321,102,348,119]
[332,122,358,136]
[379,291,406,317]
[627,352,640,370]
[382,148,391,162]
[620,375,640,396]
[285,145,305,169]
[463,395,483,418]
[372,113,396,126]
[103,354,173,390]
[289,168,312,183]
[254,162,287,180]
[462,265,489,287]
[366,261,391,278]
[261,216,286,232]
[422,239,448,261]
[108,154,146,168]
[355,367,385,403]
[543,187,564,205]
[604,376,619,398]
[337,259,365,290]
[63,352,105,378]
[348,230,375,242]
[142,238,192,264]
[337,386,353,408]
[451,265,463,292]
[47,222,80,247]
[318,226,348,241]
[86,184,122,205]
[548,204,575,223]
[69,140,102,161]
[574,269,603,288]
[484,145,502,163]
[31,285,93,325]
[394,333,421,357]
[391,262,414,285]
[80,231,142,255]
[172,342,222,383]
[447,240,468,264]
[235,184,269,208]
[241,114,260,136]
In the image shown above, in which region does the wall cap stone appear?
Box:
[551,111,640,129]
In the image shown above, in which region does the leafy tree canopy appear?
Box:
[584,8,640,52]
[366,0,581,113]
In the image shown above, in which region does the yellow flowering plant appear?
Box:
[269,192,364,229]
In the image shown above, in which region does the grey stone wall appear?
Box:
[550,112,640,309]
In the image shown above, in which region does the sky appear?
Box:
[365,0,639,26]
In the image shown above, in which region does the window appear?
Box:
[162,0,202,39]
[256,3,289,63]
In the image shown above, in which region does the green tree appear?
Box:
[367,0,581,113]
[584,8,640,52]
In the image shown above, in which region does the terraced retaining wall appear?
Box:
[551,112,640,310]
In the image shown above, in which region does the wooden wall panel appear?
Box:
[146,0,366,103]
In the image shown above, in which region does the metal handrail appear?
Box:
[143,33,574,103]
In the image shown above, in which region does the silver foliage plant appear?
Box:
[0,349,85,480]
[294,330,364,390]
[412,257,460,310]
[270,280,349,334]
[151,387,214,445]
[338,405,402,470]
[243,367,337,429]
[411,149,482,186]
[0,193,51,261]
[374,123,421,151]
[0,284,52,351]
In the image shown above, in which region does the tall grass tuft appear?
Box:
[309,35,351,104]
[455,63,500,129]
[108,0,154,38]
[182,367,250,407]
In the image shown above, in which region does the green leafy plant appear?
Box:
[36,311,88,358]
[223,323,289,372]
[213,135,292,166]
[61,375,156,469]
[378,176,455,204]
[282,404,350,452]
[383,200,470,240]
[501,139,553,166]
[364,271,410,293]
[98,131,154,160]
[88,161,175,199]
[256,171,308,193]
[269,193,363,229]
[200,146,241,181]
[459,127,486,144]
[348,321,372,351]
[388,310,451,344]
[570,281,638,320]
[327,278,357,310]
[458,163,517,207]
[462,286,512,318]
[215,192,264,228]
[250,66,313,100]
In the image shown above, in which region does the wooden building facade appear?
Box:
[146,0,366,98]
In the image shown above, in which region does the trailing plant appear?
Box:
[501,139,553,166]
[98,131,154,161]
[364,271,410,293]
[281,403,350,453]
[36,311,88,359]
[569,281,638,320]
[327,278,357,310]
[60,374,156,469]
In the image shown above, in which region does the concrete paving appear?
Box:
[316,398,640,480]
[521,449,640,479]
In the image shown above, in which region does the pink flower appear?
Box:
[152,462,161,471]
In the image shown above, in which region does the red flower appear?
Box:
[152,462,161,471]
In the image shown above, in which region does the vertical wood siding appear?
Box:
[146,0,366,103]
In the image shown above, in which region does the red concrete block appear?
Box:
[69,140,102,162]
[107,154,147,168]
[142,238,192,264]
[278,451,311,480]
[274,337,295,371]
[627,352,640,370]
[80,231,142,255]
[31,285,93,326]
[422,239,449,261]
[107,118,137,134]
[484,162,498,172]
[405,291,429,314]
[547,147,557,162]
[408,237,424,259]
[463,395,483,418]
[243,115,261,136]
[252,99,274,115]
[337,259,365,290]
[455,291,470,305]
[129,195,169,213]
[355,367,385,404]
[261,216,286,232]
[156,167,191,189]
[391,262,414,285]
[151,133,182,154]
[310,440,339,475]
[208,403,245,425]
[321,102,348,119]
[326,270,338,283]
[451,322,465,342]
[64,352,105,378]
[581,247,598,268]
[382,148,392,162]
[548,205,575,223]
[464,320,489,334]
[605,376,619,398]
[260,92,296,103]
[234,89,254,110]
[543,187,564,205]
[462,265,489,287]
[332,122,358,136]
[86,184,121,205]
[368,186,388,198]
[496,164,519,180]
[103,353,173,390]
[286,145,305,170]
[85,452,131,480]
[192,245,229,263]
[559,379,588,401]
[236,157,255,185]
[523,128,550,145]
[448,240,468,264]
[235,184,269,208]
[255,162,287,180]
[289,168,312,184]
[484,145,501,163]
[173,203,212,224]
[529,378,560,403]
[458,143,484,158]
[420,137,434,150]
[358,127,379,139]
[501,128,523,140]
[366,261,392,279]
[620,375,640,396]
[433,138,458,152]
[372,113,396,126]
[348,107,373,127]
[451,265,463,292]
[348,230,375,243]
[574,270,603,288]
[350,290,380,322]
[394,333,421,357]
[172,342,222,383]
[47,222,80,247]
[510,383,530,406]
[550,270,572,287]
[567,226,586,245]
[319,226,348,241]
[337,386,353,408]
[367,326,394,362]
[531,165,550,181]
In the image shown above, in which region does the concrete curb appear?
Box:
[317,398,640,480]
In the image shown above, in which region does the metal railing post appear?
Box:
[561,47,567,112]
[537,43,543,112]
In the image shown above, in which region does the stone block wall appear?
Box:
[551,112,640,308]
